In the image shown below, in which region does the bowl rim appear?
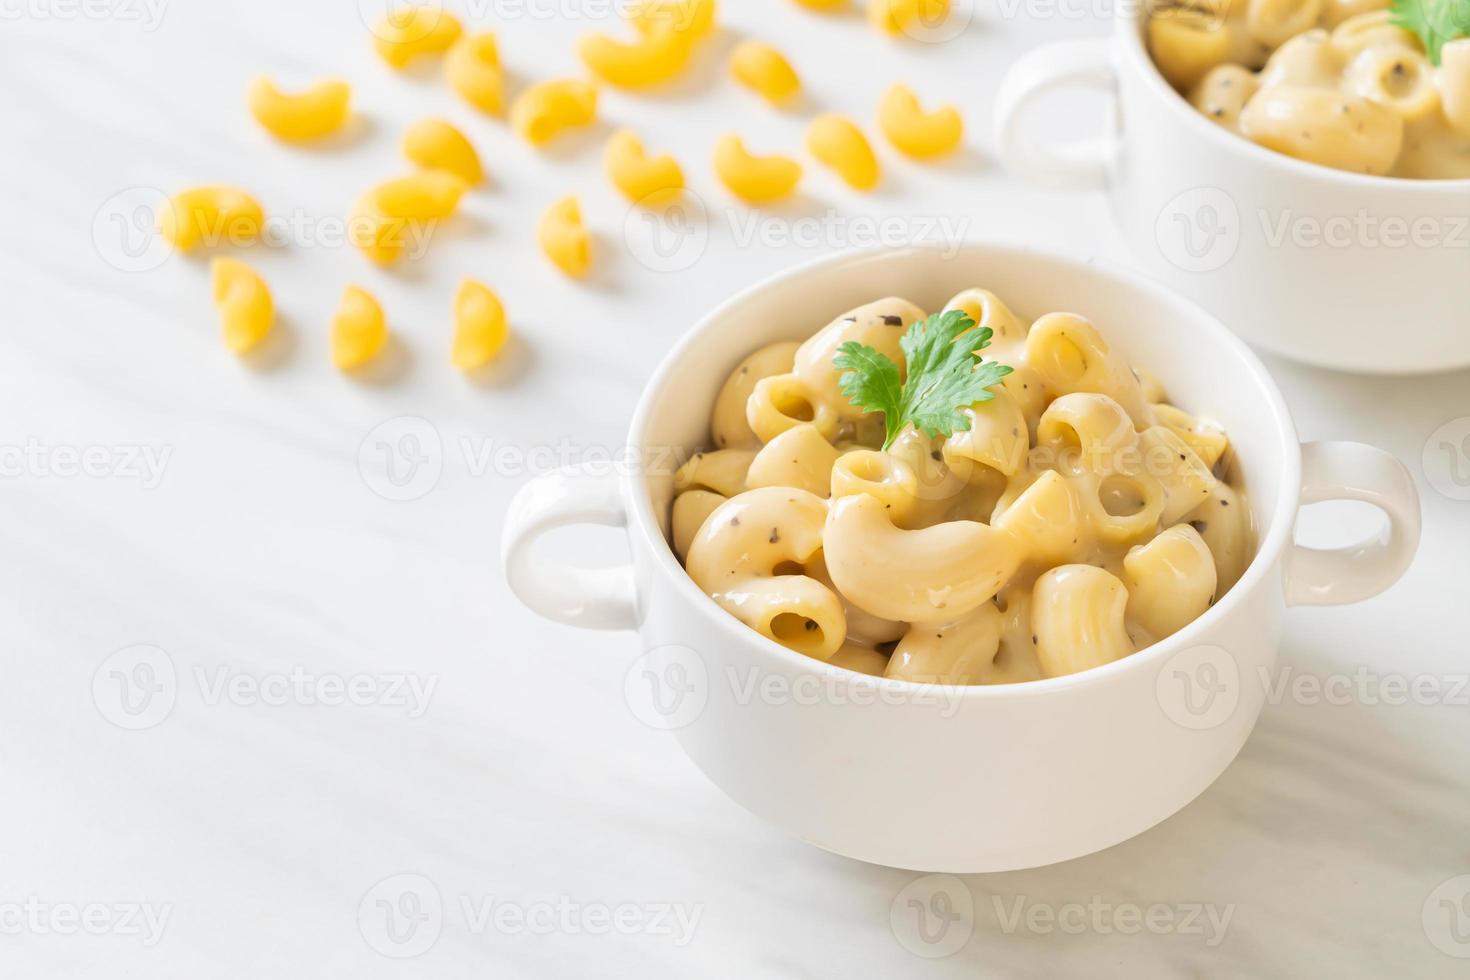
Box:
[1116,5,1470,190]
[624,242,1302,699]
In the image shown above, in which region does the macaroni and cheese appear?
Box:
[1148,0,1470,177]
[671,291,1254,685]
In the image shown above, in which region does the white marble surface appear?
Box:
[3,0,1468,976]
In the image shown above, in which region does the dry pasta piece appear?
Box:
[877,84,963,157]
[713,134,802,202]
[604,129,684,203]
[806,114,880,190]
[210,258,273,354]
[160,186,263,252]
[579,23,695,87]
[349,171,467,266]
[246,78,351,141]
[869,0,950,36]
[538,196,592,278]
[452,279,510,370]
[402,118,484,185]
[446,32,504,115]
[372,7,463,68]
[730,41,801,104]
[331,285,388,371]
[791,0,848,9]
[511,80,599,146]
[630,0,717,38]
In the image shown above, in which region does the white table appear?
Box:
[3,1,1467,976]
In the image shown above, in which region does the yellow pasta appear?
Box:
[869,0,950,36]
[446,32,504,115]
[711,341,801,449]
[791,0,848,8]
[1032,565,1133,678]
[402,118,484,185]
[349,171,467,266]
[331,285,388,371]
[580,23,695,87]
[510,80,599,146]
[246,78,350,142]
[604,129,684,203]
[452,279,509,370]
[160,186,264,253]
[210,258,273,355]
[372,7,463,68]
[538,196,592,279]
[630,0,718,38]
[730,41,801,104]
[877,84,964,157]
[806,114,880,190]
[714,134,802,202]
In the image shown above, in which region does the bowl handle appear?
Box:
[501,463,639,630]
[1285,442,1421,607]
[993,38,1118,191]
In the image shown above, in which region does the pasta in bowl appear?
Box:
[1148,0,1470,178]
[672,291,1253,686]
[502,244,1419,871]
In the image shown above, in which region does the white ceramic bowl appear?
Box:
[502,244,1421,872]
[993,12,1470,374]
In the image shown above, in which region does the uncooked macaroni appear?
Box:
[1148,0,1470,177]
[672,291,1254,685]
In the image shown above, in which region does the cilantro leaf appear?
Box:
[1392,0,1470,63]
[834,310,1014,451]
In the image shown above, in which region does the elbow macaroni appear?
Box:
[331,285,388,370]
[349,171,467,265]
[160,186,264,252]
[579,24,695,87]
[714,134,803,202]
[1149,0,1470,177]
[210,258,273,354]
[537,196,592,279]
[672,289,1256,684]
[730,41,802,104]
[247,78,351,141]
[806,114,881,190]
[372,7,463,68]
[878,84,964,157]
[403,118,484,185]
[605,129,685,203]
[446,33,505,115]
[452,279,510,370]
[511,80,598,146]
[869,0,951,36]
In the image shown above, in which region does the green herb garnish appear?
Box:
[834,310,1013,452]
[1392,0,1470,64]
